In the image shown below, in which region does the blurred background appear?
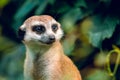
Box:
[0,0,120,80]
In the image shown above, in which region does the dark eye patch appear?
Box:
[51,24,58,32]
[32,25,45,34]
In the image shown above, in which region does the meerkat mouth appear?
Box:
[39,40,55,45]
[46,41,55,44]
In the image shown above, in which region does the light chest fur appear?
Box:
[24,42,81,80]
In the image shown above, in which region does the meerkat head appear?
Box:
[18,15,63,45]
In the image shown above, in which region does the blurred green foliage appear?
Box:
[0,0,120,80]
[0,0,9,9]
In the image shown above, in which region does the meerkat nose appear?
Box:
[49,35,55,42]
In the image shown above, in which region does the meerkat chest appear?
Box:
[25,51,61,80]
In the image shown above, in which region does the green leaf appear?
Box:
[113,26,120,45]
[89,15,118,48]
[53,2,71,14]
[62,34,77,55]
[75,0,87,8]
[12,19,24,33]
[48,0,55,5]
[60,8,84,32]
[14,0,38,20]
[85,69,111,80]
[0,0,10,8]
[35,0,48,15]
[0,44,25,80]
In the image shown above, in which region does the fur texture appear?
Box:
[18,15,82,80]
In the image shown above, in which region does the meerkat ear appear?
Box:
[18,25,26,41]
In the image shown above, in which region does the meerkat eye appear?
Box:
[32,25,45,34]
[51,24,58,32]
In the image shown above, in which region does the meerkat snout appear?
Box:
[46,35,55,44]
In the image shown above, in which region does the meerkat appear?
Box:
[18,15,82,80]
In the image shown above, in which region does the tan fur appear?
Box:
[20,15,82,80]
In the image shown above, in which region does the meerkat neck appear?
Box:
[25,43,49,55]
[25,41,63,59]
[24,41,64,80]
